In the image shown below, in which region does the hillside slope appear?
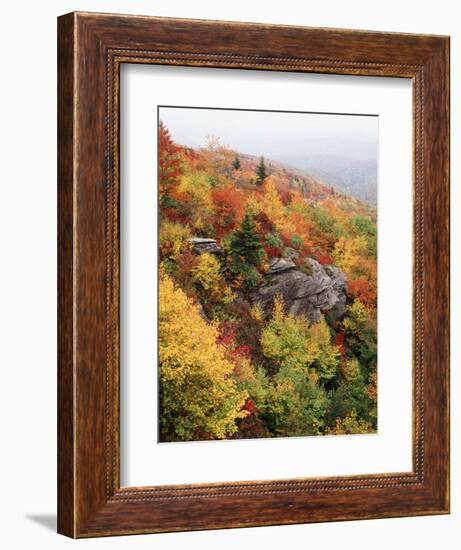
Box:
[158,122,378,442]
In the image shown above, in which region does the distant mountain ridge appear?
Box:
[232,152,376,209]
[278,154,377,206]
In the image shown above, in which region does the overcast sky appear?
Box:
[159,106,378,166]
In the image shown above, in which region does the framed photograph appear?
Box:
[57,12,450,537]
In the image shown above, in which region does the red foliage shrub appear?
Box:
[243,399,256,415]
[218,322,253,362]
[232,344,252,359]
[335,331,346,357]
[233,414,270,439]
[176,250,198,275]
[217,321,237,348]
[314,252,332,265]
[161,207,181,223]
[348,278,376,308]
[264,245,283,258]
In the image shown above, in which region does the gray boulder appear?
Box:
[190,237,223,255]
[252,258,347,323]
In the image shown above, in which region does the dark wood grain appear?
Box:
[57,13,75,538]
[57,11,450,538]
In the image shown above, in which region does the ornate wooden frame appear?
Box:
[57,12,450,537]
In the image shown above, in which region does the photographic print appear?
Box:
[158,106,378,443]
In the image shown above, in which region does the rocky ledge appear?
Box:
[190,237,223,255]
[266,257,297,274]
[252,257,347,323]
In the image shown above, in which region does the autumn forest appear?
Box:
[158,108,378,443]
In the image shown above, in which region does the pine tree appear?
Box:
[255,156,267,186]
[232,155,241,171]
[230,213,264,266]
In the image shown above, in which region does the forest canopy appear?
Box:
[158,120,377,442]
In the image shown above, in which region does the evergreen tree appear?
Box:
[230,213,264,266]
[232,155,241,171]
[255,156,267,186]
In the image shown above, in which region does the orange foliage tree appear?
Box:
[158,121,184,200]
[211,185,246,238]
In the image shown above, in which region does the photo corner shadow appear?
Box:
[25,514,57,532]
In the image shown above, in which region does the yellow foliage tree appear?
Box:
[159,273,248,441]
[159,220,192,260]
[262,177,285,228]
[191,252,235,304]
[341,357,362,385]
[332,235,368,276]
[309,320,341,381]
[250,303,264,322]
[245,194,263,217]
[191,252,221,294]
[260,296,339,381]
[178,171,212,208]
[260,296,317,371]
[341,299,368,336]
[325,409,373,435]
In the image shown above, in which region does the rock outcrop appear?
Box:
[266,257,296,275]
[252,258,347,323]
[190,237,223,255]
